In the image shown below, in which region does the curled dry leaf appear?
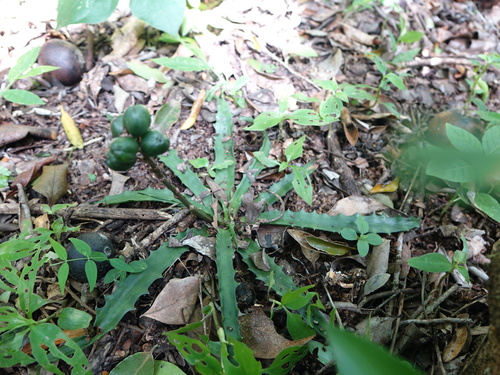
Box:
[0,123,57,147]
[60,106,84,149]
[341,107,358,146]
[6,155,57,199]
[180,89,206,130]
[442,317,471,363]
[370,177,400,193]
[328,195,387,216]
[142,275,200,325]
[32,163,69,206]
[103,17,146,62]
[239,307,314,359]
[288,228,351,265]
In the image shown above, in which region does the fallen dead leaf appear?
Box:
[32,163,69,206]
[0,123,57,147]
[6,156,57,199]
[142,275,201,325]
[328,195,387,216]
[180,89,206,130]
[443,320,471,362]
[240,307,314,359]
[60,106,84,149]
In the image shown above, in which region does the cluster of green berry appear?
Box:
[107,105,170,171]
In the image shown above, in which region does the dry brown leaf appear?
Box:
[6,156,58,199]
[60,106,84,149]
[240,308,314,359]
[103,17,146,62]
[340,23,377,46]
[32,163,69,206]
[443,324,471,362]
[287,229,320,264]
[328,195,387,216]
[0,123,57,147]
[341,107,358,146]
[142,276,200,325]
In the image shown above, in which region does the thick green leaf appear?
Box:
[258,211,420,234]
[285,311,316,340]
[285,136,305,162]
[7,47,40,83]
[216,229,240,340]
[155,101,181,131]
[1,89,45,105]
[94,245,187,335]
[426,156,476,183]
[101,187,178,205]
[398,31,424,43]
[391,48,421,64]
[0,327,34,366]
[167,333,223,373]
[291,166,313,205]
[152,56,208,71]
[482,126,500,155]
[130,0,185,37]
[57,0,118,27]
[85,260,98,291]
[109,352,154,375]
[58,308,92,330]
[385,72,406,90]
[281,285,315,310]
[154,360,187,375]
[325,325,423,375]
[474,193,500,222]
[446,123,483,154]
[30,323,90,375]
[245,111,282,131]
[264,345,308,375]
[213,99,235,199]
[222,336,263,375]
[407,253,453,273]
[127,61,168,83]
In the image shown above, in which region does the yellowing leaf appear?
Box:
[60,106,84,149]
[370,176,400,193]
[306,236,352,256]
[180,89,205,130]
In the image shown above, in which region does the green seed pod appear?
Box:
[123,104,151,137]
[140,130,170,157]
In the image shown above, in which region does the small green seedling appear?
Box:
[0,47,59,105]
[407,236,470,283]
[253,135,313,205]
[0,166,12,189]
[340,215,383,257]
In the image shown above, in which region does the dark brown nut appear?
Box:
[38,39,85,86]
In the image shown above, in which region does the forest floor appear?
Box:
[1,0,500,374]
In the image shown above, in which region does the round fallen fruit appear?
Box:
[140,130,170,156]
[123,105,151,137]
[38,39,85,86]
[427,110,483,146]
[66,233,115,283]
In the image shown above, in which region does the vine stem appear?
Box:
[143,155,213,222]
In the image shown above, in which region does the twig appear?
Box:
[261,46,321,91]
[399,317,473,326]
